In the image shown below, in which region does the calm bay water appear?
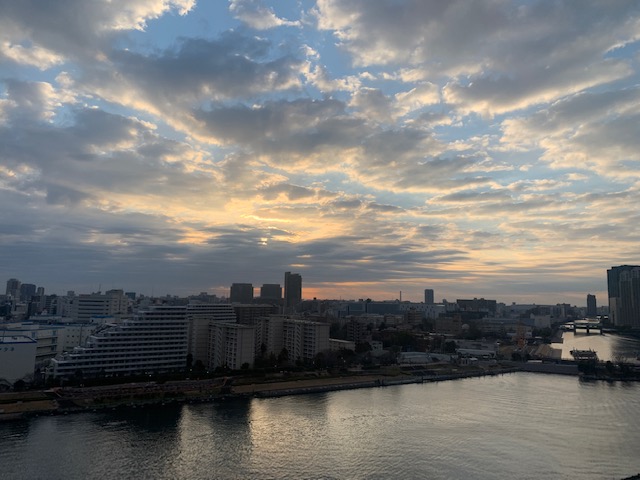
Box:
[554,331,640,361]
[2,373,640,480]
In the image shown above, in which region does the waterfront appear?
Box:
[1,373,639,480]
[554,331,640,361]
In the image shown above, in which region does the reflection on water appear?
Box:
[554,331,640,361]
[1,374,640,479]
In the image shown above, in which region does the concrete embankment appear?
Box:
[519,362,579,375]
[247,368,519,398]
[0,367,524,419]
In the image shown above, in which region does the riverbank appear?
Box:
[11,360,639,421]
[1,367,519,420]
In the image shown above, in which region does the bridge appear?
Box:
[572,320,603,334]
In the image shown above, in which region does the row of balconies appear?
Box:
[54,355,186,370]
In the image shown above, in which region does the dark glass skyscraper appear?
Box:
[424,289,434,304]
[607,265,640,329]
[284,272,302,312]
[5,278,21,298]
[260,284,282,302]
[230,283,254,304]
[586,294,597,317]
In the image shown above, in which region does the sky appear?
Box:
[1,0,639,305]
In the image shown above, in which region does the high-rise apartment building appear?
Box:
[607,265,640,329]
[70,289,128,323]
[208,322,255,370]
[230,283,254,303]
[51,305,189,378]
[284,272,302,312]
[260,284,282,302]
[283,318,330,362]
[233,304,279,325]
[5,278,21,299]
[424,289,434,304]
[586,294,597,317]
[186,303,237,365]
[19,284,37,302]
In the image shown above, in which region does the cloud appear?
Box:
[315,0,640,114]
[76,32,304,138]
[501,87,640,179]
[229,0,300,29]
[0,0,195,61]
[1,1,637,303]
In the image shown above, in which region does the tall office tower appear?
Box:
[230,283,254,303]
[284,272,302,311]
[260,284,282,302]
[424,289,434,304]
[607,265,640,328]
[586,294,597,317]
[19,283,37,302]
[6,278,21,298]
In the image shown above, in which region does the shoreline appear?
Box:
[3,363,638,422]
[1,368,517,420]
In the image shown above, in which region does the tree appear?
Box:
[13,379,26,392]
[241,362,250,371]
[314,352,326,369]
[193,359,205,375]
[444,341,457,354]
[277,347,289,366]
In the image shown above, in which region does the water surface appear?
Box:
[2,373,639,479]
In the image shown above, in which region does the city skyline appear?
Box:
[2,1,640,304]
[3,274,605,309]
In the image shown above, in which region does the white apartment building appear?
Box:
[69,290,128,323]
[208,322,255,370]
[51,305,188,378]
[0,322,62,368]
[0,335,37,384]
[255,315,286,357]
[56,323,101,353]
[283,318,330,362]
[186,303,237,365]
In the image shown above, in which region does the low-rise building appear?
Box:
[329,338,355,351]
[0,322,62,368]
[0,335,37,384]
